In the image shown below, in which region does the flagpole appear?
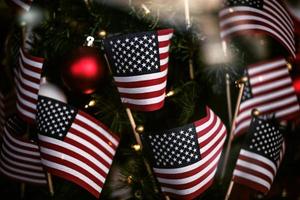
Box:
[220,77,247,180]
[224,180,234,200]
[125,108,143,146]
[184,0,191,30]
[224,109,260,200]
[19,124,33,199]
[125,108,169,199]
[189,58,195,80]
[25,125,55,196]
[103,44,167,199]
[20,183,26,199]
[47,173,55,196]
[183,0,195,80]
[226,73,232,125]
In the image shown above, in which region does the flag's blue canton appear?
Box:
[37,96,77,140]
[104,31,161,76]
[146,124,201,168]
[245,117,283,164]
[224,0,263,9]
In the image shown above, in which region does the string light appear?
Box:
[85,99,96,108]
[127,176,133,184]
[88,100,96,107]
[166,90,175,97]
[98,30,107,37]
[286,62,292,71]
[141,4,150,15]
[131,144,141,151]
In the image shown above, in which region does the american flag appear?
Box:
[0,90,16,137]
[232,115,285,194]
[5,0,33,11]
[142,107,227,200]
[219,0,296,57]
[0,116,47,185]
[234,57,300,137]
[14,48,44,125]
[103,29,173,112]
[37,96,120,198]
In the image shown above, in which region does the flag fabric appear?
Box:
[103,29,173,112]
[0,90,16,137]
[232,115,285,194]
[142,107,227,200]
[36,96,120,198]
[286,5,300,52]
[219,0,296,57]
[0,116,47,185]
[234,57,300,137]
[5,0,33,11]
[14,48,44,125]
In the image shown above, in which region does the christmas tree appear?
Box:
[1,0,300,199]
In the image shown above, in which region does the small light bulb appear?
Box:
[85,104,89,108]
[166,90,175,97]
[88,100,96,107]
[131,144,141,151]
[286,63,292,71]
[141,4,150,15]
[98,30,107,37]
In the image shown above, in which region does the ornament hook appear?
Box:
[86,36,95,47]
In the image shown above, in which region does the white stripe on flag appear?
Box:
[40,158,102,192]
[40,147,106,182]
[157,152,220,185]
[248,59,286,75]
[252,78,292,94]
[121,93,166,105]
[117,80,167,94]
[113,68,168,83]
[153,136,226,174]
[195,110,214,133]
[66,132,112,165]
[20,49,43,68]
[236,159,274,181]
[240,150,276,172]
[75,114,119,148]
[158,33,173,42]
[250,69,289,85]
[233,169,271,189]
[0,166,47,184]
[220,24,295,55]
[2,145,42,164]
[38,135,109,174]
[161,168,217,195]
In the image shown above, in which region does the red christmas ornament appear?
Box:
[62,46,107,94]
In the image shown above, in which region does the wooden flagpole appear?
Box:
[226,73,232,125]
[20,183,26,199]
[125,108,143,147]
[220,77,247,180]
[183,0,195,80]
[224,180,234,200]
[47,173,54,196]
[184,0,191,30]
[189,58,195,80]
[125,108,169,198]
[224,109,260,200]
[103,52,165,198]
